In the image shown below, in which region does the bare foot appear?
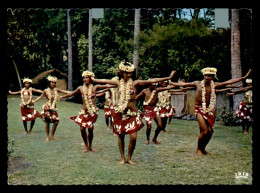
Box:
[196,149,204,156]
[145,139,149,145]
[88,147,95,152]
[51,136,59,140]
[126,160,136,165]
[45,137,50,142]
[152,138,160,144]
[83,148,89,152]
[106,127,110,130]
[119,159,126,165]
[24,131,28,135]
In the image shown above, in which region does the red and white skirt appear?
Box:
[158,105,173,118]
[144,106,159,126]
[236,102,253,122]
[70,109,98,129]
[20,105,39,122]
[112,109,144,135]
[195,105,215,129]
[40,105,59,122]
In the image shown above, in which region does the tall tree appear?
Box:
[88,9,93,72]
[231,9,243,111]
[133,8,141,77]
[67,9,73,91]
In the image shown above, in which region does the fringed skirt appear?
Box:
[40,105,59,123]
[20,105,39,122]
[144,106,159,126]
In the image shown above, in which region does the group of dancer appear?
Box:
[9,62,252,164]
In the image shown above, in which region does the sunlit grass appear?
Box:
[7,95,252,185]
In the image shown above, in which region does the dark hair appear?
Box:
[118,62,136,80]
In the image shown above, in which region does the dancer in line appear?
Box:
[135,82,177,145]
[32,76,71,141]
[170,68,251,156]
[92,61,176,165]
[9,78,43,134]
[227,78,253,133]
[60,71,116,152]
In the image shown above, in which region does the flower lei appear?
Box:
[83,83,96,114]
[201,80,216,113]
[47,88,58,111]
[157,90,170,107]
[143,89,156,106]
[21,87,32,107]
[115,78,133,113]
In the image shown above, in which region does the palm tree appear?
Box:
[67,9,73,91]
[88,9,93,72]
[133,8,141,77]
[231,9,244,111]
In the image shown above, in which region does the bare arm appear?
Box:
[32,88,44,94]
[170,92,187,95]
[134,70,176,87]
[156,85,176,92]
[56,88,73,94]
[215,88,232,93]
[215,69,251,88]
[9,90,21,95]
[92,78,119,86]
[60,87,81,99]
[226,86,252,96]
[169,80,198,87]
[135,89,146,100]
[96,92,106,97]
[96,88,110,94]
[32,90,46,103]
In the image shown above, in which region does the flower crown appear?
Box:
[23,78,32,83]
[119,62,135,72]
[82,71,95,78]
[201,67,217,75]
[47,76,57,82]
[246,79,252,84]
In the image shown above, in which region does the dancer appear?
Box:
[59,71,116,152]
[227,78,253,133]
[92,61,176,165]
[9,78,43,134]
[135,82,177,145]
[170,68,251,156]
[32,76,71,141]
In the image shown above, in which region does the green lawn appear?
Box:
[7,95,252,185]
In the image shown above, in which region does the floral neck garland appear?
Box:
[115,78,133,113]
[21,87,32,106]
[105,91,112,105]
[201,80,216,113]
[143,89,156,106]
[47,88,58,111]
[157,90,170,107]
[83,83,96,114]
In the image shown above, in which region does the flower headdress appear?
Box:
[246,79,252,84]
[119,62,135,72]
[201,67,218,80]
[47,76,57,82]
[22,78,32,83]
[82,71,95,78]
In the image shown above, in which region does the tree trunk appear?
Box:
[133,8,141,77]
[67,9,73,91]
[88,9,93,72]
[231,9,243,111]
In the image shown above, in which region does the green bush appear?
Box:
[217,107,238,126]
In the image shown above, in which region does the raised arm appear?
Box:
[32,89,46,104]
[96,92,106,97]
[169,80,197,87]
[156,85,177,93]
[215,88,232,93]
[96,84,117,91]
[60,86,81,99]
[134,70,176,87]
[92,78,119,86]
[32,88,44,94]
[56,88,73,95]
[215,69,251,88]
[9,90,21,95]
[226,86,252,96]
[135,89,146,100]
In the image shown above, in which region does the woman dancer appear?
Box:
[9,78,43,134]
[32,76,71,141]
[60,71,116,152]
[92,61,176,165]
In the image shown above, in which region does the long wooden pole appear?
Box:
[12,59,22,89]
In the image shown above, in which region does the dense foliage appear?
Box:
[7,8,252,90]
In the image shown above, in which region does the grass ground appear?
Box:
[7,95,252,185]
